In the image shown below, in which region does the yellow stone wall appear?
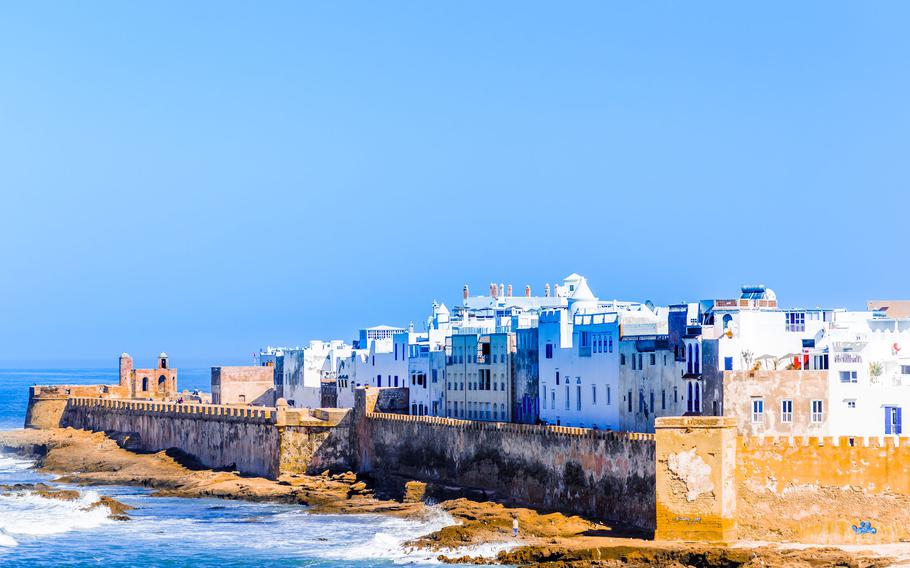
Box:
[654,416,737,542]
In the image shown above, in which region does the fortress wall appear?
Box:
[359,411,656,530]
[736,435,910,544]
[62,398,281,478]
[25,385,129,429]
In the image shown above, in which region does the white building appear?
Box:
[274,340,352,408]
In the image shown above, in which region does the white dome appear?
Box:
[120,352,130,359]
[569,278,596,302]
[159,352,168,359]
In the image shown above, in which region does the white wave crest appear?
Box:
[0,454,33,474]
[0,488,114,537]
[0,531,17,548]
[319,506,517,564]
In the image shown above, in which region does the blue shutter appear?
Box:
[886,408,892,435]
[898,408,903,435]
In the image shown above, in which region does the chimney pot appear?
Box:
[525,285,531,297]
[507,284,513,297]
[463,285,469,300]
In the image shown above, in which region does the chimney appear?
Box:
[499,283,505,297]
[507,284,513,297]
[525,285,531,297]
[490,283,498,298]
[545,283,550,297]
[463,285,469,300]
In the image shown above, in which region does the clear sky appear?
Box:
[1,2,908,368]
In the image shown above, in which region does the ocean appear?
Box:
[0,369,501,567]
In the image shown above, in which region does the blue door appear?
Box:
[885,406,902,435]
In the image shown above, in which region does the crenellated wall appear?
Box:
[61,398,354,478]
[736,434,910,543]
[34,389,910,545]
[353,387,656,530]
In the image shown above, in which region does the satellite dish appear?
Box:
[645,300,655,311]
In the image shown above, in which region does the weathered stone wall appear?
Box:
[357,410,656,530]
[723,370,829,436]
[211,366,275,405]
[25,385,128,429]
[654,416,738,542]
[736,435,910,544]
[63,398,282,477]
[280,416,354,475]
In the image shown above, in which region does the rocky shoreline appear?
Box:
[0,428,897,567]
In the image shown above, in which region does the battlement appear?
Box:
[66,397,343,427]
[366,411,655,441]
[740,434,910,449]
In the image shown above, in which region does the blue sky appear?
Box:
[1,2,908,367]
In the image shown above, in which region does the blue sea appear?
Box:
[0,369,501,567]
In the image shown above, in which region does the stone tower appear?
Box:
[119,353,133,390]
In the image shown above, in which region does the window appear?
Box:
[751,398,764,423]
[674,386,678,404]
[661,389,666,410]
[902,366,910,375]
[785,311,806,333]
[811,400,824,423]
[565,385,570,410]
[781,399,792,423]
[839,371,858,383]
[649,353,656,366]
[607,385,612,405]
[576,386,581,411]
[580,331,590,347]
[545,344,553,359]
[846,400,856,409]
[551,389,555,409]
[556,371,560,385]
[541,385,547,409]
[724,357,733,371]
[592,385,597,405]
[649,391,654,413]
[620,354,626,365]
[608,335,614,353]
[628,390,632,412]
[432,369,438,383]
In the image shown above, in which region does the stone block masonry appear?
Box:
[62,398,354,478]
[354,390,657,530]
[736,434,910,544]
[36,388,910,545]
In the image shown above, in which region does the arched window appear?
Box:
[722,314,733,331]
[141,377,149,392]
[687,344,693,374]
[694,343,700,374]
[687,382,693,413]
[158,375,167,392]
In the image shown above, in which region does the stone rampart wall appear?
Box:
[61,398,354,478]
[736,434,910,544]
[63,398,281,477]
[359,411,656,530]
